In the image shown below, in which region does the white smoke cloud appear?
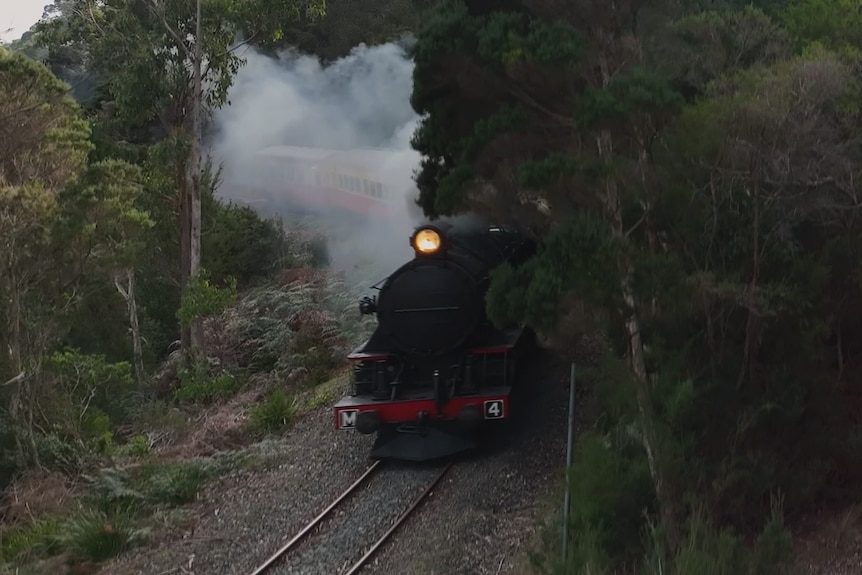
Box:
[207,39,426,277]
[211,41,421,157]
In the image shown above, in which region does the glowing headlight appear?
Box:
[413,228,441,254]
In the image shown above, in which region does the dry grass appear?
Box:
[149,368,350,461]
[0,470,78,525]
[155,384,267,460]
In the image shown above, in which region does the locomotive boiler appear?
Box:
[333,218,537,461]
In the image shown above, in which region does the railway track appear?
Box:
[249,460,453,575]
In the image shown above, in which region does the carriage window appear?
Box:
[376,183,384,197]
[362,180,369,195]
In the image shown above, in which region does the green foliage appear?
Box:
[133,139,301,362]
[203,201,287,288]
[174,362,241,404]
[576,67,685,130]
[486,214,621,331]
[475,12,583,69]
[0,509,143,566]
[43,349,137,427]
[412,0,862,572]
[263,0,420,61]
[640,500,795,575]
[134,461,210,507]
[0,518,62,563]
[115,435,150,458]
[651,6,791,99]
[249,389,298,434]
[459,104,530,160]
[307,387,336,410]
[0,457,225,568]
[55,509,141,562]
[0,47,92,190]
[566,433,656,564]
[87,459,214,515]
[213,272,369,378]
[783,0,862,53]
[177,269,238,329]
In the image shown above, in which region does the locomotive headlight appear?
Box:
[413,228,441,254]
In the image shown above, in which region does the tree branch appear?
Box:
[142,0,193,60]
[2,372,26,386]
[226,32,258,56]
[506,84,576,129]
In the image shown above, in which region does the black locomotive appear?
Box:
[333,217,537,461]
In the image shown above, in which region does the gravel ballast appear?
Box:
[273,462,447,575]
[96,347,578,575]
[359,348,579,575]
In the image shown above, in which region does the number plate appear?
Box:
[338,409,358,429]
[483,400,504,420]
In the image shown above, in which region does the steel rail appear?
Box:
[341,461,454,575]
[249,459,384,575]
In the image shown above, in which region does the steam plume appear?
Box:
[208,40,424,275]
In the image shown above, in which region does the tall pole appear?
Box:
[562,362,576,562]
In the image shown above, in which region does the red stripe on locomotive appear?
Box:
[333,393,509,430]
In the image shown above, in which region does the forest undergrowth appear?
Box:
[0,214,376,575]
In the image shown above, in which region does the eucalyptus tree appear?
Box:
[0,48,150,465]
[410,0,862,567]
[36,0,325,361]
[409,0,689,544]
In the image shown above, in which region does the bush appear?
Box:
[209,271,372,378]
[56,509,142,562]
[559,432,656,572]
[41,349,136,437]
[0,518,62,563]
[641,498,795,575]
[173,362,242,404]
[249,389,298,434]
[87,459,213,515]
[203,201,291,289]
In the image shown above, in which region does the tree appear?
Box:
[411,0,862,567]
[410,0,688,544]
[0,48,150,465]
[36,0,325,363]
[265,0,423,61]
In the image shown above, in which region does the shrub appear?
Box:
[87,459,213,515]
[641,497,795,575]
[173,362,241,404]
[56,509,142,562]
[249,389,298,434]
[0,518,62,563]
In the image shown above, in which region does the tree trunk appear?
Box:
[5,274,38,468]
[188,0,205,358]
[177,155,192,360]
[115,268,144,383]
[598,128,682,550]
[8,271,25,465]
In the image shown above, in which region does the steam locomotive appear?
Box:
[333,218,537,461]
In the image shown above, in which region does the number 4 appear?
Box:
[484,400,504,419]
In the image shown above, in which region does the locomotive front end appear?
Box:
[333,220,536,461]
